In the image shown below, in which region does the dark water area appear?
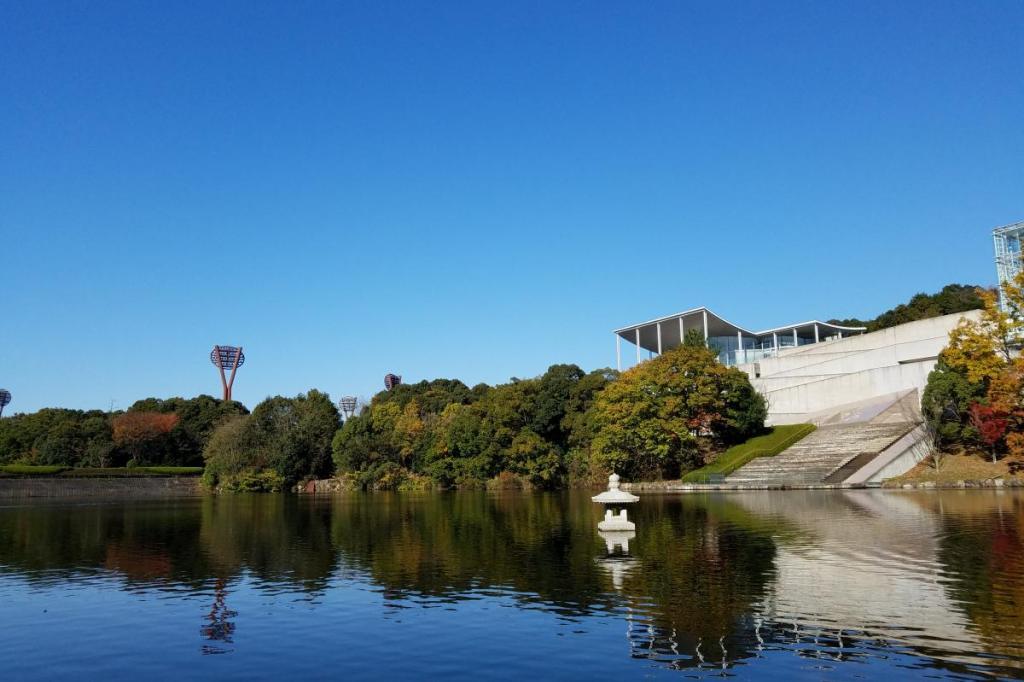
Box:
[0,491,1021,680]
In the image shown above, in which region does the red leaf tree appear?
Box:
[968,403,1008,462]
[112,412,180,464]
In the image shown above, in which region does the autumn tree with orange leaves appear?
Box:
[926,268,1024,463]
[112,412,180,464]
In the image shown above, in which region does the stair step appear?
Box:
[725,422,917,485]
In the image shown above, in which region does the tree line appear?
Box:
[830,283,986,332]
[0,342,767,491]
[3,281,994,490]
[0,396,247,468]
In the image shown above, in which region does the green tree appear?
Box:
[831,283,987,332]
[589,344,765,480]
[921,359,985,448]
[204,390,339,490]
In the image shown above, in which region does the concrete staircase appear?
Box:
[725,389,928,487]
[725,421,917,486]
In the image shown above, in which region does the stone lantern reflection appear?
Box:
[592,473,639,531]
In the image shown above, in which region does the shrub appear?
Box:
[218,470,285,493]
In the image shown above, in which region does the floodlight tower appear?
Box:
[0,389,10,417]
[210,346,245,401]
[384,374,402,391]
[339,396,358,421]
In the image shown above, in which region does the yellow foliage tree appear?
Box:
[941,269,1024,461]
[393,400,426,466]
[942,289,1019,383]
[942,271,1024,383]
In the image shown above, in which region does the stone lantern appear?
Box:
[592,473,639,531]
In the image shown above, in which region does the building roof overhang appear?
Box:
[613,306,867,354]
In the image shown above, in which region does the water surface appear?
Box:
[0,490,1021,680]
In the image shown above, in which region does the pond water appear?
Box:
[0,490,1022,680]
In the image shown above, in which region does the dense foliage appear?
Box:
[0,396,247,467]
[2,344,772,490]
[831,283,986,332]
[589,343,767,480]
[332,367,615,490]
[203,390,340,491]
[923,273,1024,464]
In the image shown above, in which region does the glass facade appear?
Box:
[994,221,1024,310]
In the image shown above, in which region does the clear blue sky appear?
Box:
[2,2,1022,413]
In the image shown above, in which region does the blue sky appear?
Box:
[2,1,1022,413]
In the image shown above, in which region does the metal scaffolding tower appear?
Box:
[994,220,1024,309]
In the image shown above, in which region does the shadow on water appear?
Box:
[0,490,1021,678]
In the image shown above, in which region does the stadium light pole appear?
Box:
[384,374,402,391]
[0,389,10,418]
[210,346,245,401]
[339,396,358,421]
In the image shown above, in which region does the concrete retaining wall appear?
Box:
[844,424,932,485]
[743,311,981,424]
[0,476,203,498]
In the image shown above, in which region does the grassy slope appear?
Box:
[0,465,204,477]
[681,424,817,483]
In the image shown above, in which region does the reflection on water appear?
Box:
[0,490,1021,680]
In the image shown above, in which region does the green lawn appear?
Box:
[0,465,203,477]
[681,424,816,483]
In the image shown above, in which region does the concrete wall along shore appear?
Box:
[0,476,203,499]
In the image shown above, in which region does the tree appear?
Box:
[831,283,987,332]
[969,404,1009,463]
[921,359,985,448]
[589,344,766,480]
[506,429,562,488]
[112,412,179,465]
[530,364,586,446]
[204,390,340,490]
[926,269,1024,461]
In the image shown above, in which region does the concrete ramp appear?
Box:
[726,391,929,487]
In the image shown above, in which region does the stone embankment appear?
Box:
[622,478,1024,492]
[888,478,1024,490]
[296,478,357,494]
[0,476,202,498]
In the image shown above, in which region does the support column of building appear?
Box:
[678,316,685,347]
[657,322,662,355]
[736,330,742,365]
[616,335,622,372]
[773,331,778,354]
[814,323,819,343]
[702,310,709,347]
[792,328,798,347]
[635,329,641,365]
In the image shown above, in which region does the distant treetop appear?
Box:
[830,284,989,333]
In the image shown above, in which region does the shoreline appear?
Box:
[622,478,1024,492]
[0,475,203,499]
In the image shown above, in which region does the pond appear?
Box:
[0,490,1021,680]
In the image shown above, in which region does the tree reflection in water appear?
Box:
[201,577,236,655]
[0,491,1020,678]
